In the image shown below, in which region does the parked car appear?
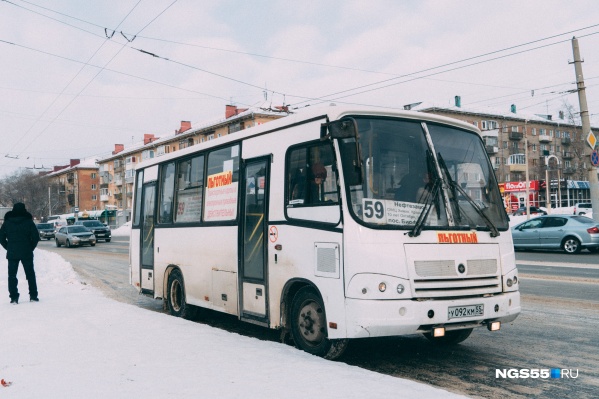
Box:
[55,225,96,247]
[36,223,56,240]
[511,215,599,254]
[573,202,592,215]
[512,206,547,216]
[73,220,111,242]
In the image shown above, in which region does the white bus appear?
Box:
[130,105,520,359]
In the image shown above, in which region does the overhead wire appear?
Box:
[2,2,599,167]
[1,1,179,171]
[1,0,144,163]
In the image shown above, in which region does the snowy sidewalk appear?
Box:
[0,248,467,398]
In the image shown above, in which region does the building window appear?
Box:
[511,126,519,132]
[91,173,97,179]
[228,121,244,134]
[91,184,97,190]
[208,134,214,141]
[142,150,155,160]
[179,138,194,150]
[531,128,536,136]
[92,195,97,200]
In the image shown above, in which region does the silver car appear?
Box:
[512,215,599,254]
[55,225,97,248]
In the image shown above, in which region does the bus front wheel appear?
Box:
[167,269,191,319]
[290,287,348,360]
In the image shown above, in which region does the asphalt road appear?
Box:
[37,237,599,399]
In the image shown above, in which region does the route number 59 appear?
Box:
[364,200,385,220]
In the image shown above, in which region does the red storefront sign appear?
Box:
[503,180,539,192]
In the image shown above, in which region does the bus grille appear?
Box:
[412,259,500,297]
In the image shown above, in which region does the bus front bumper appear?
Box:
[342,291,520,339]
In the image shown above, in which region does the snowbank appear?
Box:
[0,247,466,399]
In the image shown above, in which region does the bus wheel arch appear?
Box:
[285,282,349,360]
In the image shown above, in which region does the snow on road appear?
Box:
[0,247,466,398]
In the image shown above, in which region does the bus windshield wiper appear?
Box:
[408,179,441,237]
[437,154,500,237]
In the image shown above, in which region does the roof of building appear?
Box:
[46,158,99,177]
[410,101,595,129]
[97,106,288,163]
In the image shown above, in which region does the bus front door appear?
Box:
[140,183,156,295]
[239,157,270,326]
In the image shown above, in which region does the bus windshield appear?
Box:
[339,117,509,232]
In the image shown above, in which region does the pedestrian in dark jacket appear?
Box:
[0,202,40,304]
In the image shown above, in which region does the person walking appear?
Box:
[0,202,40,304]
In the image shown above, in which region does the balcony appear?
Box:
[125,176,134,184]
[126,192,133,198]
[114,165,123,174]
[562,137,571,145]
[538,134,553,143]
[67,174,75,183]
[100,183,109,189]
[67,194,75,205]
[509,132,523,140]
[485,145,498,154]
[115,177,123,186]
[563,152,574,159]
[562,167,576,174]
[509,164,527,173]
[100,195,109,202]
[114,193,123,200]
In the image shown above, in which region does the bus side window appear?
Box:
[159,162,176,223]
[286,143,338,207]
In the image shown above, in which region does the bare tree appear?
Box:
[0,170,51,220]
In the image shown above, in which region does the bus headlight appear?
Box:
[397,284,405,294]
[503,269,519,292]
[378,282,387,292]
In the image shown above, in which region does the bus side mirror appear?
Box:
[327,119,357,139]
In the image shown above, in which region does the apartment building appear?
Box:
[46,159,100,215]
[97,105,287,222]
[412,97,599,208]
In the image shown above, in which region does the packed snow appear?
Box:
[0,246,466,398]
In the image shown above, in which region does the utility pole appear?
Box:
[571,37,599,221]
[525,135,530,219]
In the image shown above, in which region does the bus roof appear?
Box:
[135,104,480,170]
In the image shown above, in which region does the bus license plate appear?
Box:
[448,304,484,319]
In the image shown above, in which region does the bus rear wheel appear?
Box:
[167,269,192,319]
[423,328,473,345]
[290,287,348,360]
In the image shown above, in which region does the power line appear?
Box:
[0,1,179,171]
[295,30,599,107]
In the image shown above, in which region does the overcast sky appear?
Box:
[1,0,599,177]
